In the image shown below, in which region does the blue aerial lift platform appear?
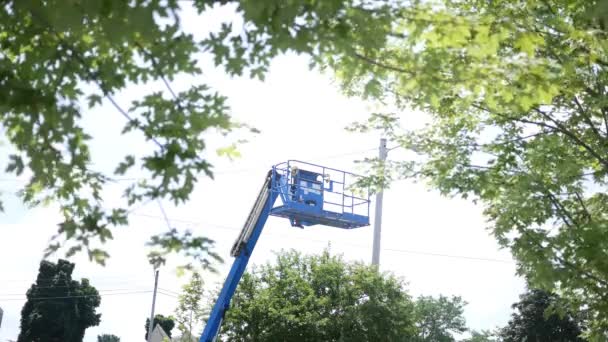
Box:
[200,161,370,341]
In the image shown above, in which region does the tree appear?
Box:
[175,272,206,340]
[0,0,397,269]
[97,334,120,342]
[0,0,253,267]
[145,314,175,340]
[413,295,467,342]
[462,330,498,342]
[499,289,585,342]
[17,259,101,342]
[215,249,418,341]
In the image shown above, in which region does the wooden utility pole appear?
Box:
[147,269,160,342]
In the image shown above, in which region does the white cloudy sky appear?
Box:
[0,3,525,341]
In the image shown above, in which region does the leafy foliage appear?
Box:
[145,314,176,340]
[462,330,499,342]
[215,249,418,341]
[499,289,586,342]
[17,259,101,342]
[0,0,406,269]
[0,0,247,266]
[175,271,206,340]
[97,334,120,342]
[413,295,467,342]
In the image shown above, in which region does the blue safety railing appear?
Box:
[269,160,370,229]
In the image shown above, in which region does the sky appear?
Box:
[0,3,525,341]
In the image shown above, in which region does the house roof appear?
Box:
[149,323,171,342]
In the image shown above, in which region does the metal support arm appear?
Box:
[200,171,279,342]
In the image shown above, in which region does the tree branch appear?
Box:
[482,107,560,132]
[352,52,415,76]
[545,190,578,229]
[517,227,608,288]
[574,191,592,223]
[573,95,604,138]
[28,8,165,151]
[533,107,608,170]
[603,107,608,135]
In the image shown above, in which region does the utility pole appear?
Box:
[189,310,193,342]
[147,269,160,342]
[372,138,387,266]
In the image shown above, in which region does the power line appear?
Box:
[2,274,159,283]
[0,287,151,297]
[0,290,153,302]
[157,199,173,231]
[132,213,237,230]
[159,287,180,296]
[1,279,148,288]
[157,290,179,299]
[1,276,181,295]
[133,212,514,264]
[0,147,378,183]
[28,8,166,151]
[383,248,512,264]
[21,203,506,266]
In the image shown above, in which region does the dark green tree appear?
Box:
[216,249,417,342]
[97,334,120,342]
[500,289,586,342]
[145,314,176,340]
[17,259,101,342]
[413,295,467,342]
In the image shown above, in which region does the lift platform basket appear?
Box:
[269,160,370,229]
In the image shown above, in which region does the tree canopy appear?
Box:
[0,0,396,269]
[462,330,498,342]
[413,295,467,342]
[234,0,607,337]
[97,334,120,342]
[0,0,247,267]
[216,249,418,341]
[17,259,101,342]
[499,289,586,342]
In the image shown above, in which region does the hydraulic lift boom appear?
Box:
[200,161,370,341]
[200,171,278,341]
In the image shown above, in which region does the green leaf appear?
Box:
[5,154,24,175]
[514,32,544,57]
[115,155,135,175]
[216,144,241,160]
[87,94,103,108]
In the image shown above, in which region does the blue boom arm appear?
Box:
[200,170,280,342]
[200,161,371,341]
